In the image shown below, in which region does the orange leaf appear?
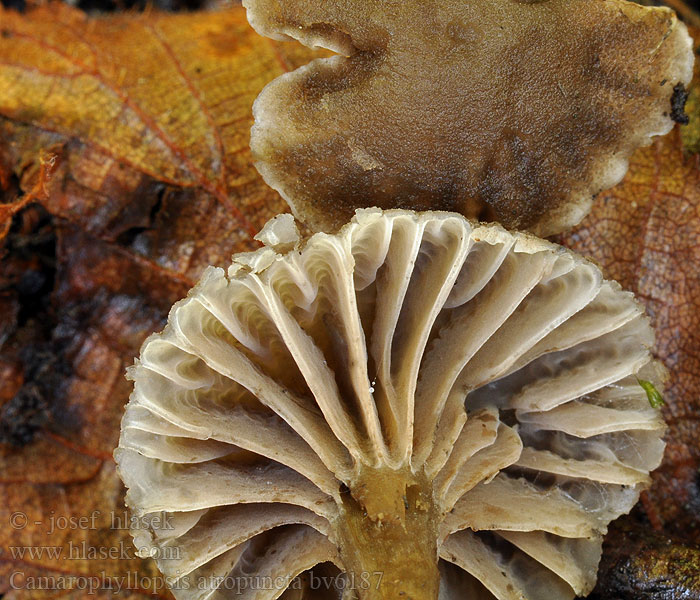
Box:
[0,1,324,240]
[1,1,699,597]
[559,128,700,544]
[0,4,325,597]
[560,23,700,554]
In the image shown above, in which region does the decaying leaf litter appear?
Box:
[0,1,699,599]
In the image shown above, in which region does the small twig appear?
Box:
[0,148,60,241]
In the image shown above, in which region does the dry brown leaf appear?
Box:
[558,127,700,546]
[0,3,325,597]
[0,1,325,246]
[0,1,699,599]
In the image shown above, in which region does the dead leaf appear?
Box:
[0,3,325,597]
[558,124,700,545]
[0,1,325,244]
[0,0,699,598]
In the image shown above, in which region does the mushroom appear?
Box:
[116,208,666,600]
[242,0,694,236]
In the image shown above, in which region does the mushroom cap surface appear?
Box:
[116,209,666,600]
[244,0,694,236]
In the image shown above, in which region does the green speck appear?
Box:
[638,379,664,408]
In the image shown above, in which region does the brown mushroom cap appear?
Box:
[116,209,666,600]
[243,0,693,236]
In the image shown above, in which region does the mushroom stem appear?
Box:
[335,466,440,600]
